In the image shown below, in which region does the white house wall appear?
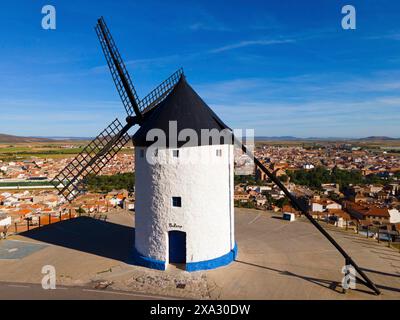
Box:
[389,209,400,224]
[311,203,324,212]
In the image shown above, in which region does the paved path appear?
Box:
[0,240,48,259]
[0,281,171,300]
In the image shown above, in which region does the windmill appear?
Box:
[52,17,380,294]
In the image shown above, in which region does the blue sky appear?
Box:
[0,0,399,138]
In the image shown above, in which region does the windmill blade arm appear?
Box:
[209,113,380,295]
[52,118,134,202]
[95,17,142,119]
[140,68,184,114]
[235,138,380,295]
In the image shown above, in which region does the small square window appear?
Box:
[173,150,179,158]
[172,197,182,207]
[216,149,222,157]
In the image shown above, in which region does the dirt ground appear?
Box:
[0,208,399,299]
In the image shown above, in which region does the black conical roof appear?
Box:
[132,76,232,147]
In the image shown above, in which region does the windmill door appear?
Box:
[169,231,186,263]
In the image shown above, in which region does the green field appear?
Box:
[0,180,56,187]
[0,147,83,156]
[0,143,86,161]
[0,141,135,161]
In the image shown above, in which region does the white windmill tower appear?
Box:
[52,17,237,272]
[132,76,237,271]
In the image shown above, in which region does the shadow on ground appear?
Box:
[19,216,400,297]
[235,259,400,296]
[235,260,350,294]
[21,217,135,263]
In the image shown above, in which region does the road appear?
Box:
[0,281,174,300]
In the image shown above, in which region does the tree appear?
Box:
[234,175,256,185]
[275,197,289,208]
[85,173,135,193]
[287,166,384,190]
[76,207,86,216]
[279,174,288,183]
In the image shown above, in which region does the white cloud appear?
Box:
[188,22,231,32]
[209,39,295,53]
[367,33,400,41]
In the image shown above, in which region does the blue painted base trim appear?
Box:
[133,248,166,271]
[186,243,238,272]
[133,244,238,272]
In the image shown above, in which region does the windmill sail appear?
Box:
[53,18,184,203]
[52,118,133,202]
[95,17,141,119]
[140,68,184,114]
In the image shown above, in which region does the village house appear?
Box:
[326,209,352,228]
[343,201,400,224]
[310,198,342,212]
[255,194,268,207]
[321,183,340,195]
[255,162,287,181]
[282,204,300,216]
[123,197,135,211]
[0,212,11,228]
[234,191,251,203]
[108,193,126,207]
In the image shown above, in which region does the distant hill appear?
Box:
[255,136,348,141]
[0,134,92,143]
[255,136,400,142]
[31,136,92,141]
[359,136,399,141]
[0,134,54,143]
[255,136,300,141]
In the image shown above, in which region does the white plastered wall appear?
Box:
[135,144,234,265]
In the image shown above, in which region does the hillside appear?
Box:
[359,136,399,141]
[0,134,54,143]
[255,136,400,142]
